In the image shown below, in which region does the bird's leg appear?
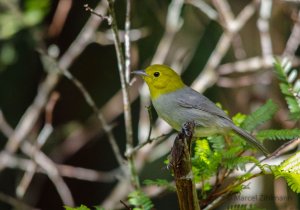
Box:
[182,121,195,152]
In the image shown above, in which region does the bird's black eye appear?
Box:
[153,72,160,77]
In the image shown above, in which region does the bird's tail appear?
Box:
[231,124,269,156]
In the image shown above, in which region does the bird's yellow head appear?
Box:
[132,64,185,99]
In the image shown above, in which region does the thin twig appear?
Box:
[120,200,132,210]
[124,0,132,84]
[218,71,271,88]
[212,0,234,28]
[84,4,111,24]
[107,0,139,189]
[95,28,149,45]
[218,55,300,75]
[47,0,72,37]
[126,134,170,157]
[185,0,218,20]
[283,10,300,57]
[257,0,273,58]
[0,151,121,183]
[17,92,59,198]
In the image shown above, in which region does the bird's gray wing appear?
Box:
[175,87,269,156]
[176,87,232,121]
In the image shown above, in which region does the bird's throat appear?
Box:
[149,82,185,100]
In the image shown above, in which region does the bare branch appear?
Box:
[257,0,273,57]
[17,93,58,198]
[107,0,139,189]
[84,4,111,24]
[124,0,132,84]
[218,55,300,75]
[283,10,300,57]
[185,0,218,20]
[191,0,259,92]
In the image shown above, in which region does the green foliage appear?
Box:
[192,139,221,181]
[241,100,278,131]
[128,190,154,210]
[257,129,300,141]
[143,179,176,191]
[0,0,50,39]
[207,135,225,151]
[273,58,300,120]
[227,204,265,210]
[223,155,258,171]
[64,205,104,210]
[232,113,247,127]
[24,0,50,25]
[271,151,300,193]
[64,205,91,210]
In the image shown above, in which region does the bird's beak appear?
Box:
[131,70,149,77]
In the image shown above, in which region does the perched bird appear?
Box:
[132,64,269,156]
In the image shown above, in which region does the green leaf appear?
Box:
[227,204,266,210]
[207,135,225,151]
[241,100,278,131]
[24,0,50,25]
[272,151,300,193]
[273,58,300,119]
[279,83,293,96]
[256,129,300,141]
[223,156,259,171]
[192,139,221,180]
[286,97,300,114]
[128,190,154,210]
[232,113,247,127]
[64,205,90,210]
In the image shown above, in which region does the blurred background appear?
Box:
[0,0,299,209]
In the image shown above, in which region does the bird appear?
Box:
[132,64,269,156]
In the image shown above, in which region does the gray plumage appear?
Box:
[152,86,269,156]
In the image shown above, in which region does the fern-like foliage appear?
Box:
[223,156,261,171]
[128,190,154,210]
[64,205,104,210]
[207,135,225,151]
[241,99,278,131]
[257,129,300,141]
[192,139,221,181]
[271,151,300,193]
[273,58,300,120]
[227,204,265,210]
[64,205,91,210]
